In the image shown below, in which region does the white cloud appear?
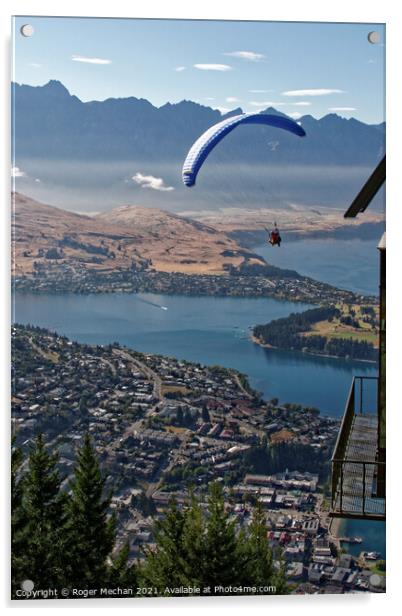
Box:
[224,51,265,62]
[175,66,186,72]
[328,107,356,112]
[132,173,174,192]
[292,101,311,106]
[11,166,26,178]
[72,55,111,65]
[28,62,42,68]
[288,112,302,119]
[226,97,241,103]
[282,88,344,96]
[194,63,232,71]
[204,97,216,101]
[249,89,273,93]
[250,101,285,107]
[35,178,41,183]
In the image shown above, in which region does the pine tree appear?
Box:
[180,492,206,585]
[140,498,186,590]
[11,439,27,594]
[241,500,273,586]
[202,482,238,592]
[240,500,287,594]
[18,434,66,589]
[109,543,137,586]
[65,434,116,589]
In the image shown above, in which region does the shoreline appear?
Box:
[330,516,343,539]
[250,334,378,365]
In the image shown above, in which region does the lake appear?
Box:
[339,519,386,560]
[13,289,377,418]
[254,237,380,297]
[13,236,380,416]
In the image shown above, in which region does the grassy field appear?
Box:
[303,303,379,348]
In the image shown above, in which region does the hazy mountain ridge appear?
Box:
[12,80,385,166]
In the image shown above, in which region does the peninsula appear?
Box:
[12,193,374,305]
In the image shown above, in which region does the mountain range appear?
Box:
[12,80,385,166]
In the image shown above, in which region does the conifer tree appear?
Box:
[11,439,27,593]
[240,500,287,594]
[203,482,238,591]
[180,492,206,585]
[109,543,137,587]
[18,434,66,589]
[241,500,274,586]
[140,498,186,589]
[65,434,115,589]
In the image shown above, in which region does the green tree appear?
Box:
[17,434,66,589]
[180,492,206,585]
[109,543,137,586]
[141,498,186,589]
[140,485,287,596]
[202,482,238,591]
[11,439,27,593]
[65,434,115,589]
[241,501,287,593]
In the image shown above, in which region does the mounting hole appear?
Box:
[20,24,34,38]
[21,579,35,592]
[368,31,380,44]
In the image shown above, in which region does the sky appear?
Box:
[12,16,385,124]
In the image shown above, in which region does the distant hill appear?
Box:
[12,80,385,166]
[12,192,147,277]
[12,192,265,277]
[95,204,266,273]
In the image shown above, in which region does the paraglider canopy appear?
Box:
[182,112,306,187]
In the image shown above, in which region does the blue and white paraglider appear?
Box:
[182,112,306,187]
[182,112,306,247]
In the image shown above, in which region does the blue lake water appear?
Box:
[255,237,380,297]
[13,290,377,418]
[339,519,386,560]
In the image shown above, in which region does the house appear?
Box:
[331,567,351,585]
[308,565,324,585]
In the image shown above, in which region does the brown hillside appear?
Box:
[12,194,265,277]
[12,192,149,277]
[96,205,265,274]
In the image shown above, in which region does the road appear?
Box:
[113,348,163,400]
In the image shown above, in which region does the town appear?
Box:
[11,324,385,594]
[13,259,375,306]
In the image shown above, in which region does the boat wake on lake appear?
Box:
[135,296,168,311]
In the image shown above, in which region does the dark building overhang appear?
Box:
[344,156,386,218]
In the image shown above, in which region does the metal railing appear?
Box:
[331,376,385,520]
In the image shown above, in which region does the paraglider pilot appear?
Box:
[268,223,281,247]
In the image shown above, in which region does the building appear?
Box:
[330,157,386,522]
